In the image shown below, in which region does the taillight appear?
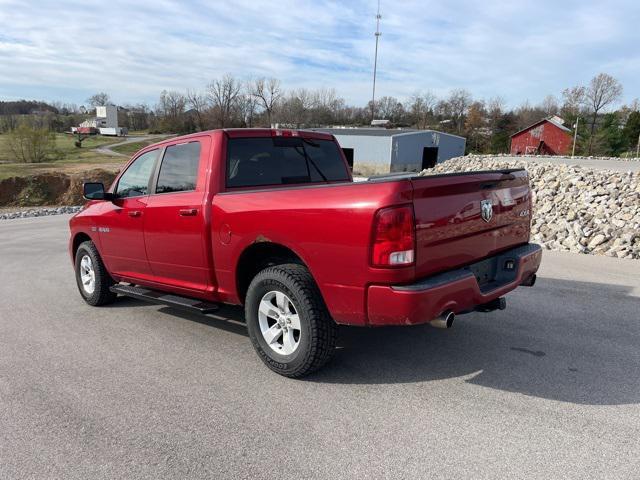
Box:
[371,205,415,267]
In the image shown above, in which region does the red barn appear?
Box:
[510,116,573,155]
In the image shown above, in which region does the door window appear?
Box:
[115,149,158,198]
[155,142,201,194]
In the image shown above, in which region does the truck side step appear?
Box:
[110,284,219,314]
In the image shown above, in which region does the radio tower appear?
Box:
[371,0,381,122]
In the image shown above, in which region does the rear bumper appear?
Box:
[366,243,542,326]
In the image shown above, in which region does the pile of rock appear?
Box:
[468,153,640,162]
[420,157,640,259]
[0,206,82,220]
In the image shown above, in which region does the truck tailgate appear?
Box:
[411,169,531,278]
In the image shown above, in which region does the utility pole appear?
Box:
[636,131,640,158]
[371,0,381,122]
[572,116,579,158]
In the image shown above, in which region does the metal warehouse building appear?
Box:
[313,128,466,176]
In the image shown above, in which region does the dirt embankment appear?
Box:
[0,169,118,207]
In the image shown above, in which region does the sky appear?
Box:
[0,0,638,109]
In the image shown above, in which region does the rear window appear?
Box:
[226,137,350,188]
[156,142,201,194]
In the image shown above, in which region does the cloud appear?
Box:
[0,0,638,108]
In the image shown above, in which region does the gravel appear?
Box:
[470,153,640,162]
[420,156,640,259]
[0,206,82,220]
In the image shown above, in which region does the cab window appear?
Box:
[155,142,201,194]
[115,150,158,198]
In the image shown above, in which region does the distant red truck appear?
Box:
[69,129,541,377]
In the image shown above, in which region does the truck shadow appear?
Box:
[111,276,640,406]
[306,276,640,406]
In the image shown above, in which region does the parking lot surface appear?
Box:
[1,215,639,479]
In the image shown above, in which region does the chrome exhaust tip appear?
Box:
[430,310,455,329]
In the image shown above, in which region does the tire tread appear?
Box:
[246,263,337,377]
[75,240,117,306]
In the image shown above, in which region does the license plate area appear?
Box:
[466,254,518,293]
[466,257,498,288]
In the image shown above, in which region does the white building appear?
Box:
[76,105,127,136]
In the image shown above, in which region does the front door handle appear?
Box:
[179,208,198,216]
[128,210,142,217]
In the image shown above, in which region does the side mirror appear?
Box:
[83,182,114,201]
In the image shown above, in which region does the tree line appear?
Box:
[1,72,639,158]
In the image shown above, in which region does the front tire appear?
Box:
[245,264,337,377]
[74,240,117,306]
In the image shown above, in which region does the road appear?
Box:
[491,155,640,173]
[95,134,170,157]
[1,215,639,479]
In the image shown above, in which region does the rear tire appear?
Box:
[245,263,337,377]
[74,240,117,306]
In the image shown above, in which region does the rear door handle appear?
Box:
[128,210,142,217]
[179,208,198,216]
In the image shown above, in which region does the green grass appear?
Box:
[111,137,168,155]
[0,133,121,163]
[0,133,176,181]
[0,133,128,180]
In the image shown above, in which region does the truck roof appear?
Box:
[144,129,336,150]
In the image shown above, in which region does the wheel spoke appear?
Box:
[275,291,287,311]
[282,329,296,354]
[288,314,301,330]
[262,324,283,345]
[79,255,96,294]
[258,290,301,356]
[259,299,279,319]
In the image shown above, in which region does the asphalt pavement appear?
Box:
[1,215,639,479]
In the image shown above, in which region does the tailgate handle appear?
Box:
[480,174,516,189]
[179,208,198,216]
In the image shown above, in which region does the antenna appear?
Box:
[371,0,381,122]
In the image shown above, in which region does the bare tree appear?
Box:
[158,90,186,118]
[251,77,282,127]
[208,74,242,128]
[157,90,187,132]
[236,90,259,127]
[513,100,547,131]
[539,95,559,116]
[310,87,342,126]
[446,89,472,134]
[465,101,488,151]
[585,73,623,154]
[561,86,586,117]
[407,91,437,129]
[278,89,312,127]
[487,97,505,120]
[376,96,405,124]
[186,89,210,131]
[124,103,150,131]
[87,92,112,107]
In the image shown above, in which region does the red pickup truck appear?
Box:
[69,129,541,377]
